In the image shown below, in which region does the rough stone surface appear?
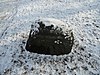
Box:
[0,0,100,75]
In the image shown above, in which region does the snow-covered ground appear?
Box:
[0,0,100,75]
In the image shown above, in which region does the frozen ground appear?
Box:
[0,0,100,75]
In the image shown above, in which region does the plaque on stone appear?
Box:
[25,18,74,55]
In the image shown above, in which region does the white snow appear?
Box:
[0,0,100,75]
